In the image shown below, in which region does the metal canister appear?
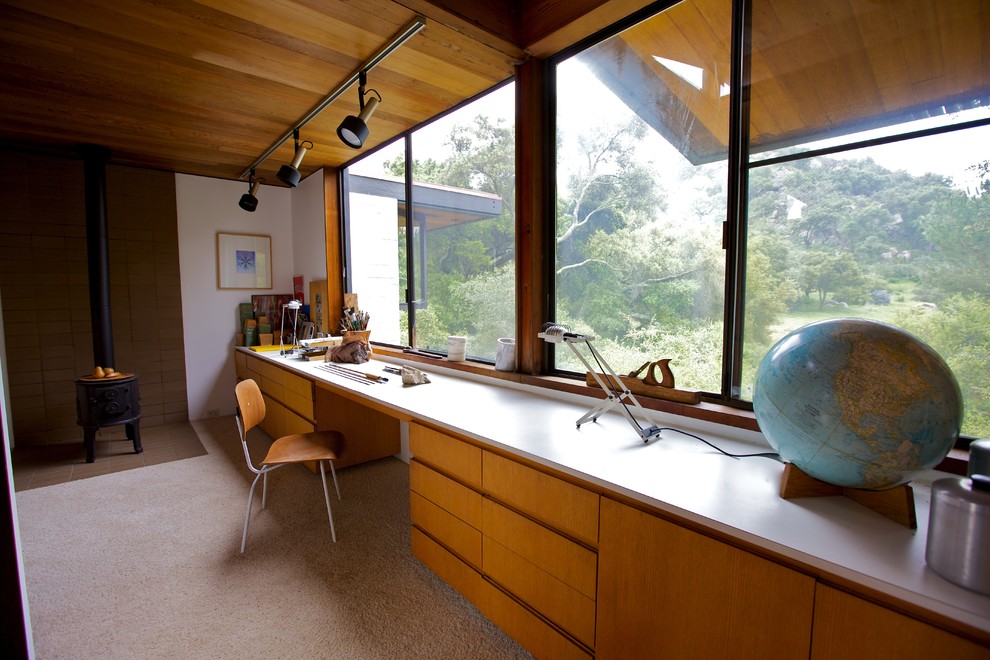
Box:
[968,438,990,479]
[926,474,990,595]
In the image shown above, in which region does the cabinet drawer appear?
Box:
[411,492,482,568]
[481,576,593,660]
[283,388,314,420]
[244,353,265,380]
[482,451,599,546]
[260,394,284,438]
[282,370,312,398]
[411,460,482,529]
[812,585,989,660]
[261,377,283,402]
[282,370,314,418]
[484,535,597,648]
[483,498,596,599]
[234,351,248,379]
[597,497,814,659]
[409,423,482,489]
[283,408,315,436]
[411,527,489,611]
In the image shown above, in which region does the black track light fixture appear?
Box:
[277,130,314,187]
[337,71,382,149]
[239,169,265,212]
[237,18,425,183]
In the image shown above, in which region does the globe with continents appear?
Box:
[753,318,962,490]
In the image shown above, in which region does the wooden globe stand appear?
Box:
[779,463,917,529]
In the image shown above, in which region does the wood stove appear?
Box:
[73,145,143,462]
[75,375,142,463]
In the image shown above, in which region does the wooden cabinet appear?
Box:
[482,499,597,648]
[235,349,399,469]
[314,385,399,468]
[811,585,990,660]
[408,423,988,659]
[236,351,314,440]
[596,496,815,659]
[409,421,596,659]
[409,423,482,488]
[410,461,482,567]
[482,450,599,546]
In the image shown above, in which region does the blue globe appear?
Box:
[753,318,963,490]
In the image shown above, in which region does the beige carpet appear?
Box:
[15,416,530,659]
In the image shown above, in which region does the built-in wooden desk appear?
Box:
[234,347,990,659]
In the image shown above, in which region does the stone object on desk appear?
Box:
[401,366,430,386]
[327,340,369,364]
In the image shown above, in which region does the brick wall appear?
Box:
[0,150,187,446]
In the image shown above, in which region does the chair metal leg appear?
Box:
[329,460,341,500]
[261,470,269,509]
[319,461,337,543]
[241,472,264,553]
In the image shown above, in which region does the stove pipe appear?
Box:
[81,145,114,368]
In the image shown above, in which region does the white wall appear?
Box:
[349,193,402,344]
[292,170,330,293]
[175,171,325,420]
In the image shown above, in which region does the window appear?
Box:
[553,0,730,393]
[343,83,516,360]
[554,0,990,437]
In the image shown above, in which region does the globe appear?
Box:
[753,318,963,490]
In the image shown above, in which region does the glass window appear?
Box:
[344,140,407,346]
[553,0,989,438]
[744,0,990,438]
[554,0,730,393]
[343,83,515,361]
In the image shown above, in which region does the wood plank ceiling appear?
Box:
[0,0,530,184]
[582,0,989,164]
[12,0,973,185]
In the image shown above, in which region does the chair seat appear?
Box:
[261,430,346,466]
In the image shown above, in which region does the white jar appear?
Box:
[447,336,466,361]
[495,337,515,371]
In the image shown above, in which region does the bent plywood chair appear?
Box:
[234,378,345,553]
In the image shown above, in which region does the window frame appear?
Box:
[543,0,990,443]
[339,78,517,358]
[335,0,983,457]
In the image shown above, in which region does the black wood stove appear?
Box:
[73,145,143,463]
[75,375,142,463]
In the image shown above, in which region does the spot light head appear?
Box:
[337,115,370,149]
[276,139,313,188]
[238,175,264,212]
[337,89,380,149]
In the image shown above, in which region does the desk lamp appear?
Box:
[539,323,661,442]
[280,299,302,356]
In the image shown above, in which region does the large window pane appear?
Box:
[345,140,407,346]
[744,0,990,438]
[409,83,515,360]
[554,1,729,392]
[343,83,515,360]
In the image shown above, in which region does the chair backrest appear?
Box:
[235,379,266,435]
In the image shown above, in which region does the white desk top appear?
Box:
[241,348,990,634]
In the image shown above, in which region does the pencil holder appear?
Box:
[341,329,371,351]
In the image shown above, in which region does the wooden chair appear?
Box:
[234,378,346,553]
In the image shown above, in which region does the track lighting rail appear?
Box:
[238,16,426,181]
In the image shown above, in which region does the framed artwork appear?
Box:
[217,232,272,289]
[310,279,329,335]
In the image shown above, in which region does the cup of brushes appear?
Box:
[340,307,370,349]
